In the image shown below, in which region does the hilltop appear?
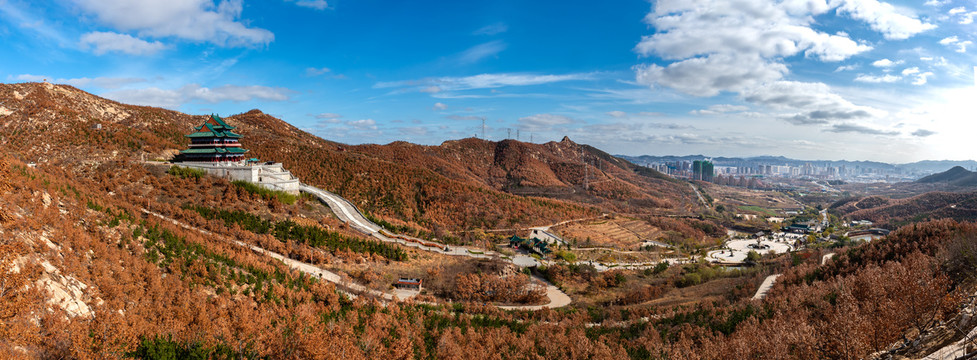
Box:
[916,166,977,186]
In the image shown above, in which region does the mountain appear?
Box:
[0,82,694,238]
[833,191,977,228]
[916,166,977,186]
[900,160,977,173]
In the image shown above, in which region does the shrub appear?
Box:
[166,165,207,180]
[231,180,297,205]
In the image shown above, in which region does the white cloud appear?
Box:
[102,83,291,108]
[912,129,936,137]
[636,54,787,97]
[956,42,972,53]
[376,73,592,93]
[872,58,902,67]
[691,104,750,115]
[911,72,934,85]
[741,81,882,125]
[833,0,936,40]
[305,67,331,76]
[72,0,274,47]
[633,0,915,134]
[959,13,976,25]
[289,0,328,10]
[432,102,448,110]
[346,119,377,130]
[635,0,870,62]
[939,36,959,45]
[315,112,342,120]
[457,40,507,64]
[605,110,665,118]
[79,31,167,55]
[939,36,973,53]
[901,67,919,75]
[827,123,899,136]
[517,114,576,131]
[924,0,949,6]
[949,7,967,15]
[854,74,902,83]
[632,0,883,100]
[473,23,508,36]
[13,74,147,89]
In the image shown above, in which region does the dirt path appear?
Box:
[690,182,707,205]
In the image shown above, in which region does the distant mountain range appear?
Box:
[618,155,977,175]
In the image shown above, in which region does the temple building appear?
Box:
[177,114,248,162]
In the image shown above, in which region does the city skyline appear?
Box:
[2,0,976,162]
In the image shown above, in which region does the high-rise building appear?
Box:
[693,160,714,182]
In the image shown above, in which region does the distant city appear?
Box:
[619,155,977,184]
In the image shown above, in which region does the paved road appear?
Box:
[299,184,570,309]
[751,274,782,300]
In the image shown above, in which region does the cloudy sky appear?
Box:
[1,0,975,162]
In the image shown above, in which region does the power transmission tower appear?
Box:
[516,129,520,141]
[481,119,486,139]
[507,128,511,139]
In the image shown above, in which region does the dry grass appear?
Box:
[555,216,664,250]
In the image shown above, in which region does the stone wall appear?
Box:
[178,162,300,194]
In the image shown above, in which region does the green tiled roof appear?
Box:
[185,122,243,138]
[210,114,235,130]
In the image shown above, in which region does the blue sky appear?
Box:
[1,0,976,162]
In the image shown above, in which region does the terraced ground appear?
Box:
[554,217,663,250]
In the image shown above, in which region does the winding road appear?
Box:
[299,183,571,310]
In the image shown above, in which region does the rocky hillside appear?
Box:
[0,82,692,236]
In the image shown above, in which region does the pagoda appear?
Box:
[177,114,248,162]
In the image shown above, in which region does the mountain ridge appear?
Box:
[0,82,693,237]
